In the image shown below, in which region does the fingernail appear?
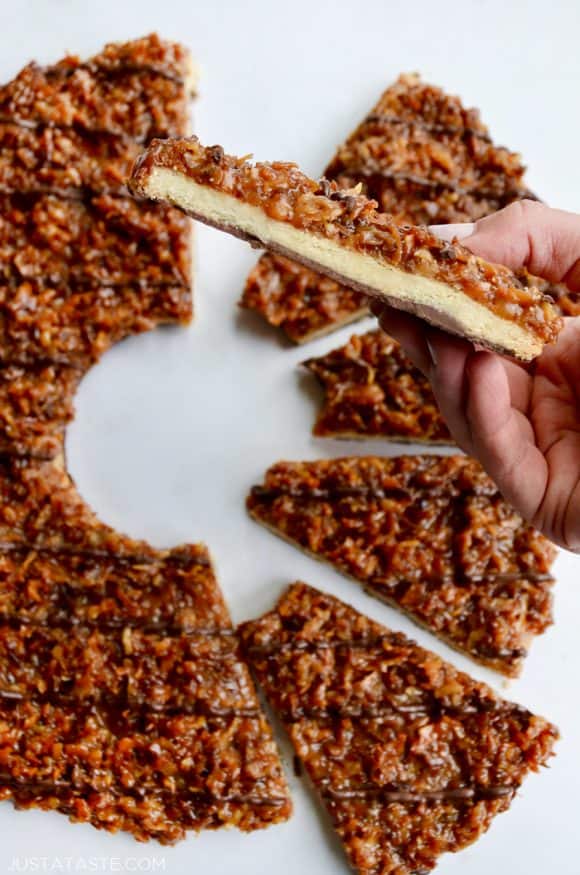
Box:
[429,222,476,242]
[426,336,437,367]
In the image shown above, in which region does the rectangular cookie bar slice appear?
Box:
[0,35,196,197]
[303,329,452,444]
[246,455,556,676]
[239,582,558,875]
[129,136,562,359]
[0,34,194,361]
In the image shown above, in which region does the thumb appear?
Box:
[434,201,580,291]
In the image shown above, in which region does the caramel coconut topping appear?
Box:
[240,583,558,875]
[130,135,562,360]
[0,35,291,843]
[247,455,557,676]
[0,193,191,289]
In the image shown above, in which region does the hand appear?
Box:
[371,200,580,550]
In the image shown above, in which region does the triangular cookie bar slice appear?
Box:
[240,74,535,343]
[326,73,533,220]
[241,251,367,344]
[240,582,558,875]
[246,456,557,675]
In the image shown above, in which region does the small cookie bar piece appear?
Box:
[303,329,452,443]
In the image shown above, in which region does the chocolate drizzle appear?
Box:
[246,634,532,665]
[79,62,187,85]
[280,701,496,724]
[0,539,211,564]
[0,688,261,719]
[275,689,531,726]
[0,613,233,636]
[363,113,493,142]
[331,163,531,203]
[250,483,419,501]
[0,772,288,808]
[321,783,514,804]
[0,115,154,146]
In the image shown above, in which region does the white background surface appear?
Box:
[1,1,579,873]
